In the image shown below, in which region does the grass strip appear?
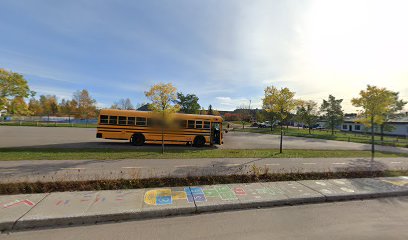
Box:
[0,148,407,160]
[1,170,407,195]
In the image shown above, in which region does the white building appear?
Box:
[340,117,408,137]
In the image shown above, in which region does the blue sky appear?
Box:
[1,0,407,111]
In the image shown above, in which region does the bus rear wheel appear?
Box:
[193,135,206,147]
[131,133,145,146]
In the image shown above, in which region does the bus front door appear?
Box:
[212,123,221,144]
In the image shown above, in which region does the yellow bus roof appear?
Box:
[99,109,223,122]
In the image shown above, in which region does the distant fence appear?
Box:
[0,117,98,127]
[234,126,408,148]
[284,131,408,148]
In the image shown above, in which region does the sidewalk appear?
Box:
[1,157,408,183]
[1,176,408,232]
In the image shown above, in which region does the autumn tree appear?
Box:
[145,83,180,153]
[111,98,134,110]
[263,86,296,153]
[378,92,407,141]
[236,104,251,129]
[0,68,34,113]
[28,98,42,116]
[320,95,344,135]
[351,85,403,160]
[59,99,68,116]
[73,90,97,126]
[7,97,30,116]
[199,107,207,115]
[175,92,200,114]
[39,95,58,121]
[296,100,319,134]
[59,99,78,123]
[265,111,279,131]
[255,110,266,123]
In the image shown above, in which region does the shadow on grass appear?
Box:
[0,141,218,152]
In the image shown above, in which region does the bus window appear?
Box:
[196,121,203,128]
[118,116,127,125]
[127,117,135,125]
[188,120,195,128]
[136,117,146,126]
[204,121,210,129]
[100,115,109,124]
[109,116,118,125]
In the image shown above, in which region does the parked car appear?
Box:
[258,121,272,128]
[251,122,259,127]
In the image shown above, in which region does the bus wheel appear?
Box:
[193,135,205,147]
[131,133,145,146]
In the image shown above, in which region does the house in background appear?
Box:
[340,116,408,137]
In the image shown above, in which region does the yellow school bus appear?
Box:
[96,109,223,147]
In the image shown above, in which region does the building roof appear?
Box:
[344,116,408,124]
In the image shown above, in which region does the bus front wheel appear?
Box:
[193,135,206,147]
[131,133,145,146]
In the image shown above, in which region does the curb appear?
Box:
[5,190,408,232]
[2,177,408,232]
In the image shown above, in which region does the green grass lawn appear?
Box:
[0,121,96,128]
[0,148,406,160]
[235,127,408,148]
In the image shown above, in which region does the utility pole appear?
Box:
[249,99,252,122]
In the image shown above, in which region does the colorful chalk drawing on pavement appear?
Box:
[55,192,100,206]
[203,184,284,201]
[144,183,322,205]
[2,199,34,208]
[381,177,408,187]
[185,187,207,203]
[212,186,237,201]
[144,189,188,206]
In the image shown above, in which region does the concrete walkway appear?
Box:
[4,197,408,240]
[1,176,408,232]
[1,157,408,183]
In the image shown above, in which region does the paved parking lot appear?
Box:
[0,126,407,153]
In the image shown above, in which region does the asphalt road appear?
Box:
[3,197,408,240]
[1,126,407,154]
[1,157,408,182]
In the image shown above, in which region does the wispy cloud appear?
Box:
[0,0,407,112]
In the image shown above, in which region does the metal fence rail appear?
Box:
[0,119,97,127]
